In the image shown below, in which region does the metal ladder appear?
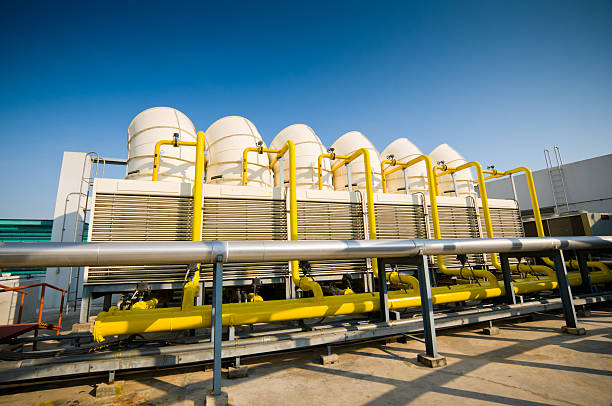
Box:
[66,153,106,311]
[544,146,570,214]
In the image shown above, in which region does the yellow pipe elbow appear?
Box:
[132,298,159,310]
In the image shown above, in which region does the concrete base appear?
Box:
[227,365,249,379]
[205,390,229,406]
[417,353,447,368]
[561,326,586,335]
[482,327,500,336]
[320,353,339,365]
[95,381,124,398]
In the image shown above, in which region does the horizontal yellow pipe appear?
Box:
[317,153,349,190]
[152,139,198,181]
[93,270,612,342]
[242,146,281,186]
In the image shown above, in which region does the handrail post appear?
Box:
[17,292,25,324]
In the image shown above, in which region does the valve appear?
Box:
[327,147,335,160]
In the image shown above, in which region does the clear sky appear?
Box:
[1,1,611,219]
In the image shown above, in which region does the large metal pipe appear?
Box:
[92,269,612,341]
[1,237,611,268]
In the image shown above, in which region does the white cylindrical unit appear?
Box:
[205,116,272,187]
[268,124,332,190]
[330,131,383,192]
[429,143,475,196]
[380,138,427,194]
[126,107,197,182]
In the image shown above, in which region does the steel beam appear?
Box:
[417,255,437,357]
[211,262,223,396]
[499,253,516,305]
[376,258,390,322]
[576,252,593,294]
[552,251,579,330]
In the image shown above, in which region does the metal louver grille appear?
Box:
[86,194,288,284]
[87,194,193,283]
[374,204,427,239]
[90,194,193,241]
[430,205,485,268]
[200,197,288,280]
[374,203,427,273]
[297,200,367,276]
[489,207,524,238]
[485,207,525,265]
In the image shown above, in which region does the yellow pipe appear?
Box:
[324,149,380,276]
[131,298,159,310]
[92,269,612,341]
[244,143,323,298]
[383,156,499,287]
[151,132,206,310]
[317,153,349,190]
[152,140,198,181]
[439,162,556,279]
[181,130,207,310]
[483,167,610,277]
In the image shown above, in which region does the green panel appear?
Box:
[0,219,88,275]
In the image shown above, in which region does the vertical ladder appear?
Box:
[544,146,570,214]
[67,153,106,311]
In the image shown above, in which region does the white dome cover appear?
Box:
[429,143,474,196]
[330,131,382,192]
[269,124,332,190]
[380,138,427,194]
[205,116,272,187]
[126,107,198,183]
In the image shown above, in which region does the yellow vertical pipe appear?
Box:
[439,163,555,279]
[327,149,379,277]
[284,141,322,298]
[242,147,261,186]
[192,131,205,243]
[244,143,323,298]
[182,131,206,309]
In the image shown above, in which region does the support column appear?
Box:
[211,261,224,396]
[79,286,91,323]
[576,252,593,294]
[499,254,516,305]
[552,251,585,335]
[416,255,446,367]
[376,259,389,322]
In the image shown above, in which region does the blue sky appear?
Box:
[1,1,611,219]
